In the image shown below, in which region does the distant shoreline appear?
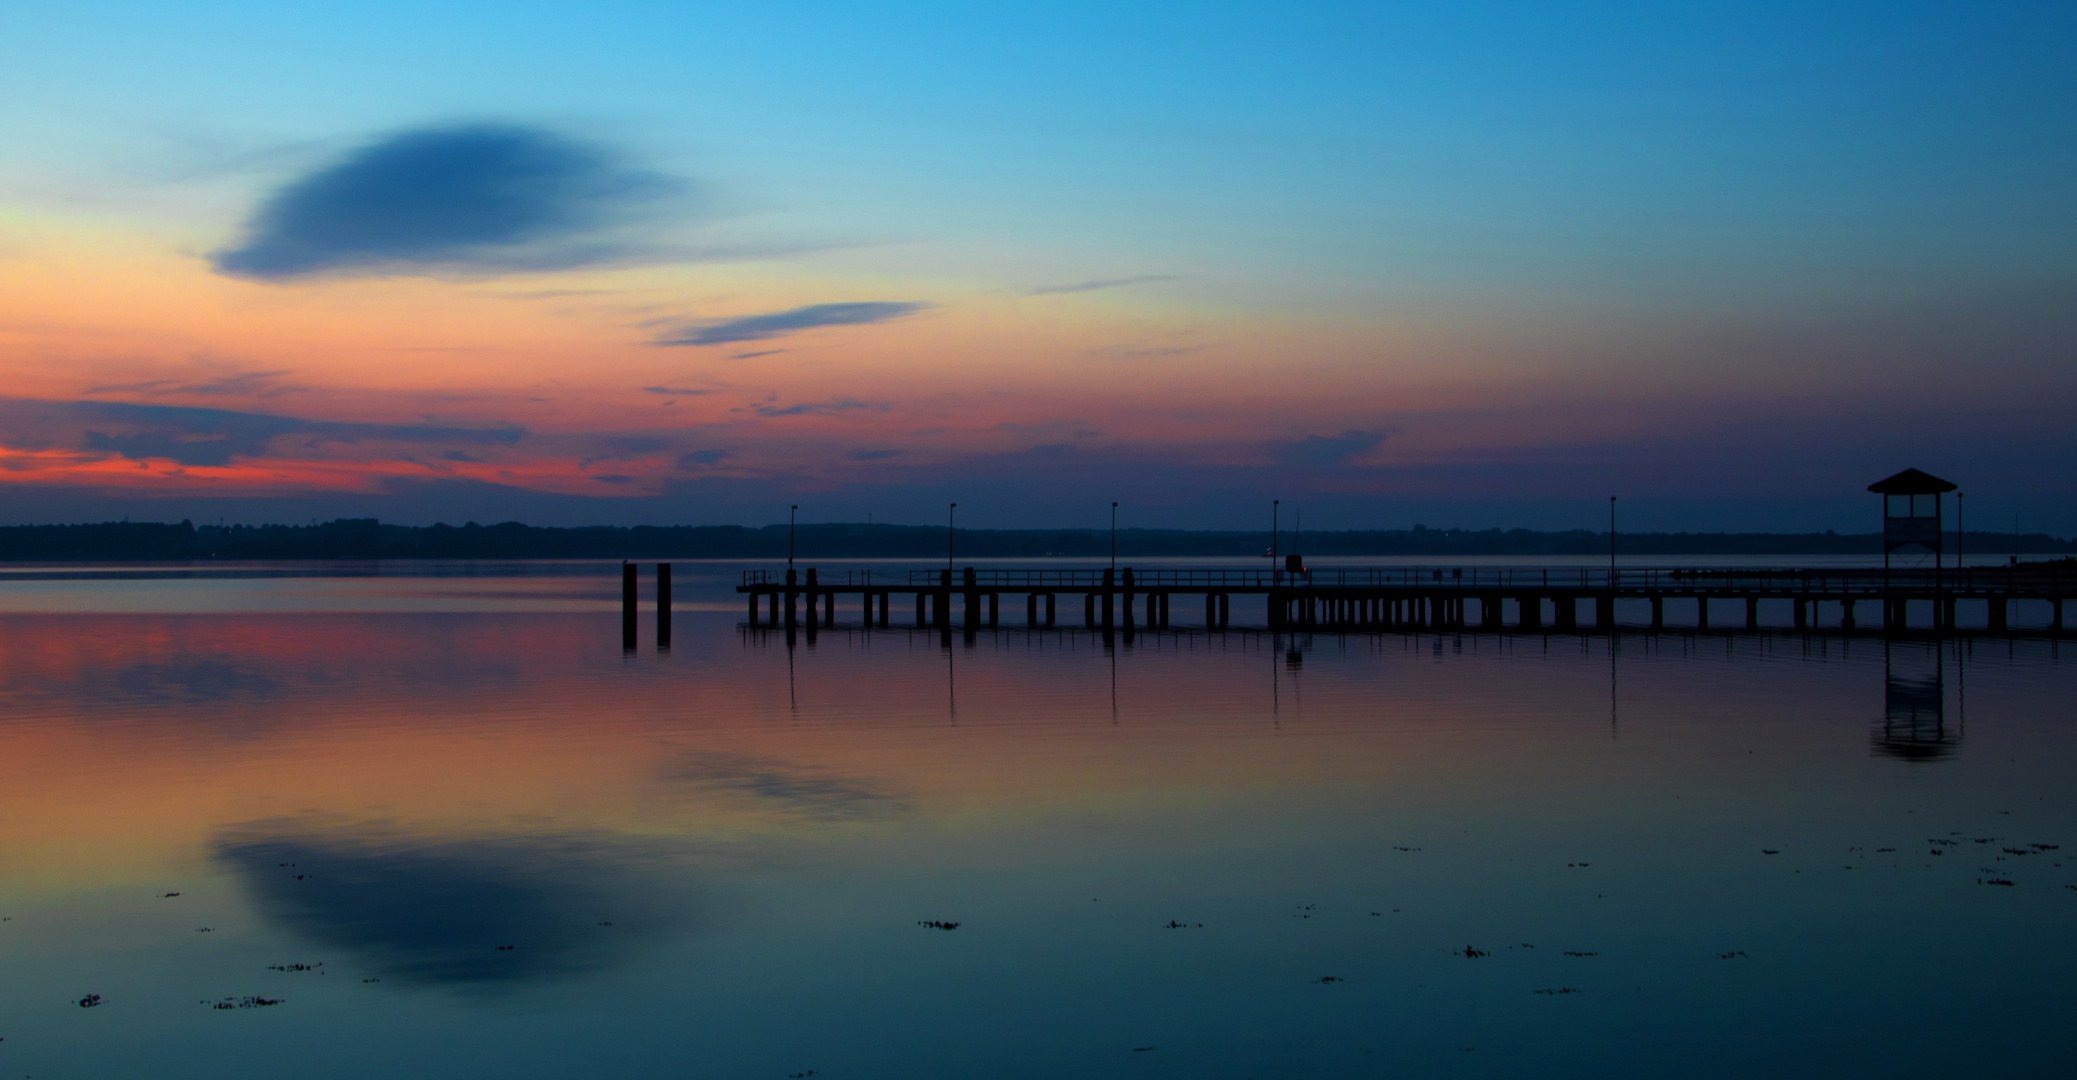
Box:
[0,519,2070,561]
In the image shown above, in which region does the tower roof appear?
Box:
[1867,468,1957,495]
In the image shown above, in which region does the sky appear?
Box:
[1,0,2073,534]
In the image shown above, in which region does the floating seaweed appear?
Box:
[205,996,283,1010]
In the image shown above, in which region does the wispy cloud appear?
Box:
[1265,429,1385,468]
[1027,274,1179,296]
[0,398,525,467]
[211,123,688,281]
[752,397,886,417]
[676,449,731,468]
[85,370,303,398]
[655,302,926,347]
[641,386,711,396]
[1113,344,1213,359]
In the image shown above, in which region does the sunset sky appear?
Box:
[3,1,2073,532]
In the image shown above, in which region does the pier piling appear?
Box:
[657,563,671,647]
[621,562,637,650]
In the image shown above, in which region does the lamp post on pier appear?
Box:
[1271,500,1280,586]
[788,505,798,568]
[1111,502,1118,570]
[948,503,957,569]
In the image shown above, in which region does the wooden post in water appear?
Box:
[1745,595,1758,631]
[621,562,637,649]
[657,564,671,647]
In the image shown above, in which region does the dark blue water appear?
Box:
[0,564,2072,1077]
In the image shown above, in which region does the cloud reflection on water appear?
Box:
[666,752,909,823]
[215,821,691,986]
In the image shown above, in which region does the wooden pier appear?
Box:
[729,564,2074,635]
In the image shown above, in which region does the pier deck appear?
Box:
[732,565,2073,634]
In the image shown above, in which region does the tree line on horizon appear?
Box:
[0,518,2069,560]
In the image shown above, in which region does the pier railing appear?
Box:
[741,565,2065,596]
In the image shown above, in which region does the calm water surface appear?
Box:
[1,562,2073,1078]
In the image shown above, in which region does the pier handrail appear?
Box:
[737,564,2066,596]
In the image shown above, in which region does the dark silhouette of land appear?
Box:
[0,518,2070,561]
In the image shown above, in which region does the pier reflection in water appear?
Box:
[0,579,2073,1079]
[1876,641,1959,762]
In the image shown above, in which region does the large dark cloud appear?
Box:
[655,302,926,347]
[212,123,684,280]
[3,399,526,467]
[215,824,688,985]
